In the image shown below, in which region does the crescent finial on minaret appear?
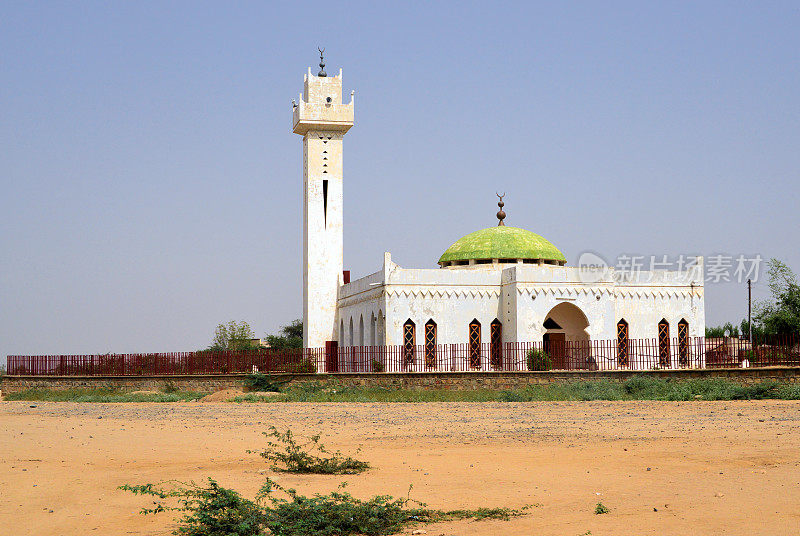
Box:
[317,47,327,77]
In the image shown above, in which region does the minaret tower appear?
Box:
[292,50,354,349]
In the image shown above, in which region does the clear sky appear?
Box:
[1,1,798,361]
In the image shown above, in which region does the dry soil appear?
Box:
[1,400,799,535]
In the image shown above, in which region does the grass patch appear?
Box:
[9,377,800,404]
[232,377,800,403]
[248,427,370,475]
[121,478,533,536]
[5,388,207,403]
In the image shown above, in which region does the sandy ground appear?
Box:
[1,400,799,536]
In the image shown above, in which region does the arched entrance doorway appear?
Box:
[542,302,590,369]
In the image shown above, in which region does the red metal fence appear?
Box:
[6,335,799,376]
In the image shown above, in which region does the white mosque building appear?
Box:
[292,57,705,371]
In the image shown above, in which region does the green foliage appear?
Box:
[257,480,531,536]
[739,318,764,340]
[705,322,740,338]
[370,358,385,373]
[162,380,179,394]
[526,349,552,371]
[234,377,800,403]
[209,321,258,352]
[243,373,287,392]
[121,478,532,536]
[120,479,264,536]
[265,320,303,350]
[594,502,609,515]
[755,259,800,335]
[248,427,370,475]
[5,388,207,402]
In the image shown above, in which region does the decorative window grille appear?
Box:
[658,319,670,367]
[617,319,629,366]
[678,319,689,366]
[403,320,416,367]
[424,320,437,368]
[490,319,503,369]
[468,320,481,369]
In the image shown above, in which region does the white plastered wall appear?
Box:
[337,255,705,355]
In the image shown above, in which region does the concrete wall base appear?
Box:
[2,367,800,396]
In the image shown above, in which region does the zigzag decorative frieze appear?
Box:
[341,285,700,306]
[383,288,501,299]
[515,286,699,300]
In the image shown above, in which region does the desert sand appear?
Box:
[1,400,799,535]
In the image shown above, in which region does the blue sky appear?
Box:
[1,1,798,360]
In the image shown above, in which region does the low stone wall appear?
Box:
[2,367,800,396]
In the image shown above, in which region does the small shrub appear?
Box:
[370,358,384,373]
[499,390,526,402]
[243,373,287,392]
[121,478,263,536]
[121,478,533,536]
[162,380,179,394]
[526,349,552,371]
[594,502,609,515]
[777,382,800,400]
[248,427,370,474]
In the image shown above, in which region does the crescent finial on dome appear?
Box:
[496,192,506,226]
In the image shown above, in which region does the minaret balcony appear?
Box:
[293,101,354,135]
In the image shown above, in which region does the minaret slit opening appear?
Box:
[322,179,329,228]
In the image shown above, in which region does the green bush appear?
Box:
[243,373,286,392]
[247,427,370,475]
[121,479,263,536]
[526,349,551,371]
[121,478,532,536]
[370,358,384,373]
[594,502,610,515]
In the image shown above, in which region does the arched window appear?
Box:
[358,315,364,347]
[377,311,385,346]
[490,319,503,369]
[370,313,376,346]
[340,319,344,344]
[617,319,629,366]
[678,319,689,366]
[349,317,354,347]
[424,320,437,368]
[403,319,416,367]
[468,319,481,369]
[658,319,670,367]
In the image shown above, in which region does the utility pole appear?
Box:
[748,278,753,345]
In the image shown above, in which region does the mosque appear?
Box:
[292,56,705,371]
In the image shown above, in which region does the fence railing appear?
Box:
[6,335,800,376]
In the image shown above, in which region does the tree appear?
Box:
[754,259,800,336]
[265,319,303,349]
[705,322,740,338]
[209,320,257,351]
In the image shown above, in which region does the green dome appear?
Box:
[438,226,566,266]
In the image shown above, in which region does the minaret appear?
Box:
[292,50,354,349]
